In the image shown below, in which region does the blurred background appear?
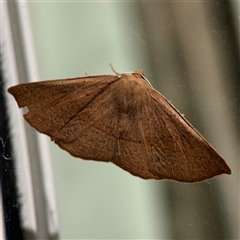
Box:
[1,1,239,239]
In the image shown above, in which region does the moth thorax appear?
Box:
[115,78,146,117]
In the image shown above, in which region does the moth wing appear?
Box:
[8,75,120,153]
[143,88,231,182]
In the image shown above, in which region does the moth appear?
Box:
[8,67,231,182]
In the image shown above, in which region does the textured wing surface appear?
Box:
[143,88,231,182]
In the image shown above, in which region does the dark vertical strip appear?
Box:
[0,60,24,239]
[207,1,240,137]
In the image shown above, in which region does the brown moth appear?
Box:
[8,67,231,182]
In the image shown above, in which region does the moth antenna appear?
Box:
[110,63,153,87]
[109,63,120,75]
